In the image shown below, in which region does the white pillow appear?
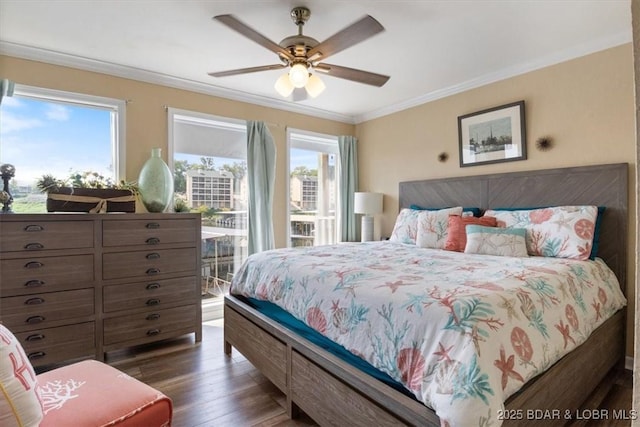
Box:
[389,208,421,244]
[484,206,598,260]
[0,324,44,427]
[415,207,463,249]
[464,225,528,257]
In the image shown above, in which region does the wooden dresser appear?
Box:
[0,213,202,368]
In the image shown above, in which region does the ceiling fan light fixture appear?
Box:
[289,63,309,88]
[305,73,325,98]
[275,73,295,97]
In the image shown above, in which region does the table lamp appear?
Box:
[354,192,383,242]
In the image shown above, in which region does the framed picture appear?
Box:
[458,100,526,167]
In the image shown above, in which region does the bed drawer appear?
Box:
[225,307,287,392]
[103,276,197,313]
[102,248,197,280]
[14,322,96,367]
[0,254,94,296]
[103,305,197,346]
[102,218,197,247]
[1,288,94,331]
[291,351,404,426]
[0,220,94,252]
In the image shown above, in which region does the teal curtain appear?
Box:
[247,121,276,255]
[0,79,15,105]
[338,135,358,242]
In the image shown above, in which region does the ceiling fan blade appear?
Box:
[214,14,294,61]
[307,15,384,61]
[208,64,286,77]
[315,63,389,87]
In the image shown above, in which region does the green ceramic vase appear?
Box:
[138,148,174,212]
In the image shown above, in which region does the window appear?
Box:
[288,129,339,247]
[168,108,248,292]
[0,85,125,213]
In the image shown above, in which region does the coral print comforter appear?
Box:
[230,241,626,427]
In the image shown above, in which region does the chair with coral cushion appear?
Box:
[0,324,172,427]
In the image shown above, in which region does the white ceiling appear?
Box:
[0,0,632,124]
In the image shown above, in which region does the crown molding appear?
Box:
[0,41,356,125]
[1,29,631,126]
[353,30,631,124]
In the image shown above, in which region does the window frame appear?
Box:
[9,83,127,181]
[286,127,340,247]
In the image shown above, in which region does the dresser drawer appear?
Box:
[0,254,94,296]
[0,220,94,252]
[103,248,197,280]
[102,218,197,247]
[103,305,197,345]
[103,276,197,313]
[14,322,95,367]
[1,288,94,330]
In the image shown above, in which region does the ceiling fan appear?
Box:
[208,6,390,99]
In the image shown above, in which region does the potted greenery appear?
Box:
[37,172,139,213]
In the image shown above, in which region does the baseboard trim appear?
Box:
[625,356,633,371]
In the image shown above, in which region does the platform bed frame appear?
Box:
[224,163,628,426]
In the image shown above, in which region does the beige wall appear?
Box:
[632,0,639,419]
[356,44,637,356]
[0,55,355,248]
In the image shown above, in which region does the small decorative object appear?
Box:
[36,172,137,213]
[0,163,15,213]
[458,100,527,167]
[536,136,553,151]
[138,148,174,213]
[437,152,449,163]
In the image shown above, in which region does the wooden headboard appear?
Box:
[399,163,628,292]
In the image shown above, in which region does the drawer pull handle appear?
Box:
[146,252,160,260]
[26,316,45,324]
[25,261,44,269]
[24,225,44,232]
[146,223,160,229]
[25,280,45,288]
[147,329,161,336]
[24,243,44,250]
[146,313,161,321]
[27,351,46,360]
[146,268,160,275]
[146,283,161,290]
[25,297,45,305]
[146,237,160,245]
[26,334,45,342]
[146,298,160,306]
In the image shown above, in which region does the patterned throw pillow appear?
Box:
[444,215,498,252]
[484,206,598,260]
[389,208,421,244]
[415,207,463,249]
[0,324,44,427]
[464,225,528,257]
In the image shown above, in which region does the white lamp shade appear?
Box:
[354,192,383,215]
[305,74,326,98]
[289,63,309,88]
[274,73,294,97]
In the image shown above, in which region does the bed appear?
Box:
[224,163,628,426]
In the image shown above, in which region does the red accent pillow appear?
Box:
[444,215,498,252]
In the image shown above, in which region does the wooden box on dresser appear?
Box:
[0,213,202,369]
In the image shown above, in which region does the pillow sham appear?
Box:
[444,215,498,252]
[464,225,528,257]
[410,205,481,217]
[484,205,598,260]
[488,206,605,259]
[389,208,421,244]
[415,207,463,249]
[0,324,44,427]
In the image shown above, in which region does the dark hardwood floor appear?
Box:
[106,319,632,427]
